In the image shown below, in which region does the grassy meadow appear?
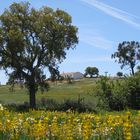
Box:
[0,78,97,105]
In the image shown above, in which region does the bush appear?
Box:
[37,98,60,111]
[126,73,140,109]
[95,76,128,111]
[6,102,29,112]
[59,99,94,113]
[37,96,96,113]
[95,73,140,111]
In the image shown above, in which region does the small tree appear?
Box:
[0,2,78,108]
[85,67,99,78]
[112,41,140,75]
[116,72,123,78]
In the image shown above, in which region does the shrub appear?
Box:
[126,73,140,109]
[95,76,128,111]
[95,73,140,110]
[6,102,29,112]
[37,98,60,111]
[37,96,96,113]
[59,99,94,112]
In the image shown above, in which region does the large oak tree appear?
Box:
[0,2,78,108]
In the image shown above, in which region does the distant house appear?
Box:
[61,72,83,80]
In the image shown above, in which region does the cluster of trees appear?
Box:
[0,2,140,109]
[84,67,99,78]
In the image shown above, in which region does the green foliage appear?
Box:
[126,73,140,109]
[36,96,95,112]
[85,66,99,78]
[116,71,123,77]
[0,2,78,108]
[95,73,140,110]
[95,76,128,111]
[112,41,140,75]
[5,96,95,113]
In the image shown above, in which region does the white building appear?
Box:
[61,72,84,79]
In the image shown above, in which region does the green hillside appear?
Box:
[0,78,97,105]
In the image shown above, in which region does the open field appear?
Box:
[0,78,97,105]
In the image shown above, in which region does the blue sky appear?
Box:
[0,0,140,84]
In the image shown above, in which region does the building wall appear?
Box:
[73,72,83,79]
[61,72,83,79]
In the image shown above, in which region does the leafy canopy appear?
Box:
[116,72,123,77]
[0,2,78,108]
[85,67,99,78]
[112,41,140,75]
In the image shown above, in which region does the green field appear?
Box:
[0,78,97,105]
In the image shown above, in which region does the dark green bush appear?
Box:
[95,76,128,111]
[37,96,96,113]
[6,102,29,112]
[95,73,140,110]
[59,99,94,113]
[126,73,140,109]
[37,98,60,111]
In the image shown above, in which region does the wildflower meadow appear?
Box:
[0,104,140,140]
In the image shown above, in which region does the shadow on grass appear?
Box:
[5,97,97,113]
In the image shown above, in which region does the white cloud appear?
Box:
[64,56,113,64]
[81,0,140,29]
[79,28,114,49]
[80,34,114,49]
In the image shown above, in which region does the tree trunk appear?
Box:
[29,77,36,109]
[29,85,36,109]
[131,66,135,76]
